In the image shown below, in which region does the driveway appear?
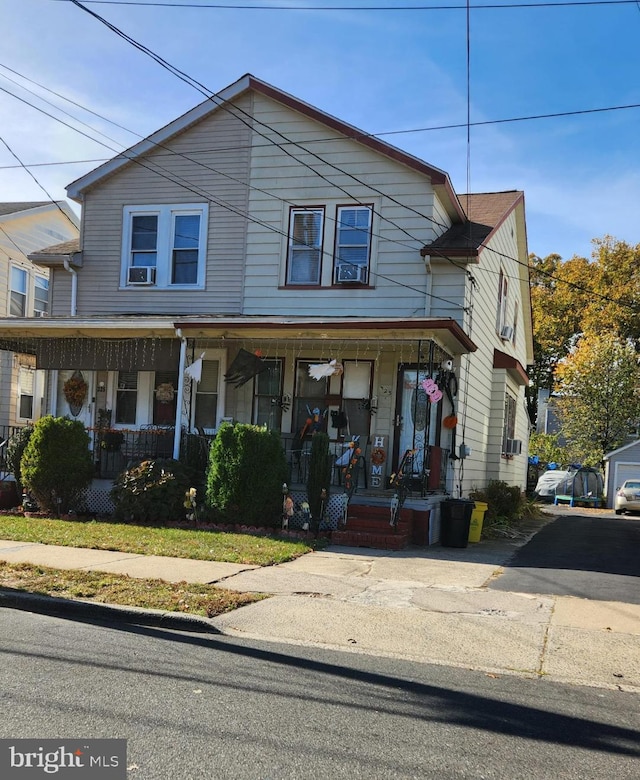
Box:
[489,512,640,604]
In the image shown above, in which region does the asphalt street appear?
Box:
[1,608,639,780]
[489,514,640,603]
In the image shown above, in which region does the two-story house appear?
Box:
[0,75,533,517]
[0,202,79,432]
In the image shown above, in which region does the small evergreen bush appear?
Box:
[6,425,34,495]
[205,423,288,527]
[21,416,94,514]
[307,432,331,526]
[110,458,189,523]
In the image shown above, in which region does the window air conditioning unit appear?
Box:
[336,263,367,283]
[127,266,156,285]
[500,324,514,341]
[505,438,522,455]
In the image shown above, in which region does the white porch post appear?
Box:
[173,329,187,460]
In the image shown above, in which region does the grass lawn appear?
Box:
[0,513,315,566]
[0,561,265,618]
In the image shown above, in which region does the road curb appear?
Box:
[0,587,221,634]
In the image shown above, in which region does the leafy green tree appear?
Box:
[527,432,569,466]
[21,416,94,514]
[553,333,640,465]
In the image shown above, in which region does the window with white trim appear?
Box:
[497,269,509,336]
[194,360,220,432]
[122,204,208,288]
[502,394,516,455]
[334,205,372,284]
[17,365,34,420]
[286,208,324,285]
[10,267,27,316]
[34,276,49,317]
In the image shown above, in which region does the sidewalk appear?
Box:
[0,514,639,693]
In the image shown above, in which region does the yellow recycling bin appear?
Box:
[468,501,488,543]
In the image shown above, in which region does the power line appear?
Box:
[1,76,469,311]
[49,0,640,11]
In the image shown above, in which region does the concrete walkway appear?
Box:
[0,510,639,693]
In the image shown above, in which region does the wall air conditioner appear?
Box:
[127,266,156,285]
[336,263,367,284]
[500,324,514,341]
[505,438,522,455]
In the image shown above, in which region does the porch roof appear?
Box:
[0,314,476,356]
[174,315,477,354]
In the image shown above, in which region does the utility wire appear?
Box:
[1,79,469,311]
[49,0,640,11]
[0,135,78,231]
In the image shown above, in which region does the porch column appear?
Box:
[173,331,187,459]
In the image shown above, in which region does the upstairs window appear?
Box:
[122,204,207,289]
[10,267,27,316]
[334,205,372,285]
[34,276,49,317]
[286,208,324,285]
[497,269,510,339]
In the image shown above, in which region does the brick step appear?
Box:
[345,517,412,533]
[348,505,413,522]
[331,529,409,551]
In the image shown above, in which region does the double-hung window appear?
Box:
[122,204,207,289]
[287,208,324,285]
[115,371,138,425]
[497,269,509,336]
[334,205,372,284]
[10,267,27,316]
[502,394,516,456]
[34,276,49,317]
[18,366,34,420]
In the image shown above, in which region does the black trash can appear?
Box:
[440,499,474,548]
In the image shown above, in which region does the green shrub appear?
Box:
[110,458,189,523]
[307,432,331,526]
[205,423,288,527]
[469,480,525,534]
[21,416,94,514]
[6,425,34,495]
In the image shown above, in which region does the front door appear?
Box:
[394,365,441,476]
[56,370,95,431]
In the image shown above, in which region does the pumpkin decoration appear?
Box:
[443,414,458,429]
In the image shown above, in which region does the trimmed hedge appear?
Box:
[205,423,288,527]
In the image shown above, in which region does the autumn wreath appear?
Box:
[63,373,88,407]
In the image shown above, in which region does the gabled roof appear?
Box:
[66,74,466,221]
[421,191,524,258]
[0,201,51,217]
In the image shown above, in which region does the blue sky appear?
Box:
[2,0,639,261]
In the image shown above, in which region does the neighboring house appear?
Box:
[0,202,79,431]
[603,440,640,509]
[0,75,533,504]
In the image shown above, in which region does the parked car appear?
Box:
[614,479,640,515]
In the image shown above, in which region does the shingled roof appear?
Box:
[422,191,523,257]
[0,202,50,217]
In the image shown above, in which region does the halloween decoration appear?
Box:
[184,352,206,383]
[331,409,348,429]
[225,348,268,388]
[308,359,344,380]
[155,382,175,403]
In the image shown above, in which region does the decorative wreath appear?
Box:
[63,373,88,407]
[155,382,175,403]
[371,447,386,466]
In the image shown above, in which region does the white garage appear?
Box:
[604,440,640,509]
